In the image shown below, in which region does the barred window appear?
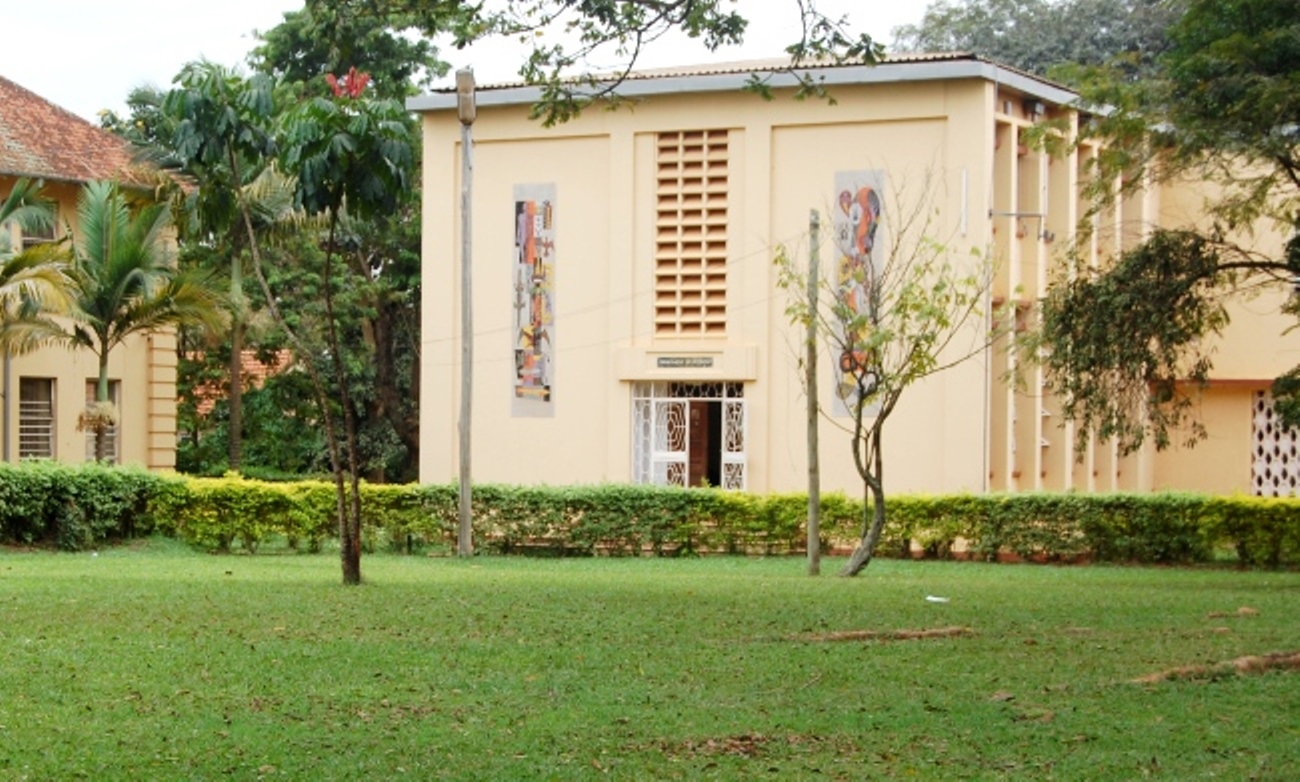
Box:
[19,378,54,459]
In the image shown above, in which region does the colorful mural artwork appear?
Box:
[512,183,557,416]
[831,170,885,416]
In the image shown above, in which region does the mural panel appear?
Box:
[512,183,556,416]
[831,170,885,417]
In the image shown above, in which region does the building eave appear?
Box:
[407,55,1080,115]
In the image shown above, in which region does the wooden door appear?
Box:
[688,401,712,487]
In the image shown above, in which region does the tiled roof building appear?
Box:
[0,75,176,469]
[0,75,151,186]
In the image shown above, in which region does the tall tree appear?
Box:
[163,61,281,473]
[891,0,1184,81]
[251,5,428,482]
[99,85,172,148]
[249,4,448,99]
[1033,0,1300,452]
[65,181,224,460]
[277,69,416,584]
[777,175,1002,575]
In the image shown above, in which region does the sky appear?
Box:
[1,1,934,123]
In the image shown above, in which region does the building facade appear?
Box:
[410,54,1299,497]
[0,76,178,470]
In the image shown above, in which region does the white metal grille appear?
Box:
[18,378,54,459]
[722,398,747,489]
[1251,391,1299,496]
[631,382,746,489]
[653,399,688,486]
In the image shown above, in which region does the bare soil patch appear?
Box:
[1133,650,1300,684]
[1205,606,1259,619]
[795,626,972,643]
[651,732,849,760]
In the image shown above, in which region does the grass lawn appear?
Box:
[1,539,1297,780]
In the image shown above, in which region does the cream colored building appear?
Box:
[0,76,177,470]
[410,54,1300,497]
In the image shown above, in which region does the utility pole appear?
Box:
[456,68,476,557]
[807,210,822,576]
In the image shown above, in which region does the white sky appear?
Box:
[1,1,933,123]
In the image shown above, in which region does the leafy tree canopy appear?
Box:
[322,0,881,124]
[892,0,1184,81]
[249,4,449,100]
[1159,0,1300,226]
[1035,0,1300,452]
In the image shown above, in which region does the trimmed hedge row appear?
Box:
[0,461,165,550]
[0,464,1296,566]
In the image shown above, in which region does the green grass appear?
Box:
[1,540,1297,780]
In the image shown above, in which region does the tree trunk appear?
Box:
[228,315,243,472]
[226,151,247,474]
[840,481,887,576]
[841,426,886,577]
[323,213,364,585]
[369,298,421,481]
[229,148,357,584]
[94,350,110,462]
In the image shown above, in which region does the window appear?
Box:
[19,378,55,459]
[20,207,57,249]
[655,130,729,337]
[85,380,120,463]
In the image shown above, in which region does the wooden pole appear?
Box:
[457,69,476,557]
[807,210,822,576]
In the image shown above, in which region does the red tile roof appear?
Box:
[0,75,153,186]
[191,350,296,416]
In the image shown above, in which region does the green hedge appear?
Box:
[0,461,167,550]
[0,463,1297,566]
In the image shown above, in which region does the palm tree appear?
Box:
[66,180,224,460]
[0,179,73,353]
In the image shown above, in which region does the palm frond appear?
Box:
[0,178,56,238]
[0,315,73,356]
[0,242,73,313]
[64,180,224,359]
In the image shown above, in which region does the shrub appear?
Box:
[0,461,165,550]
[0,464,1296,567]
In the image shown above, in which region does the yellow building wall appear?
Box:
[421,124,623,484]
[416,66,1295,497]
[763,81,993,494]
[1156,177,1299,382]
[1151,385,1257,493]
[0,177,177,470]
[1139,175,1299,492]
[419,77,999,494]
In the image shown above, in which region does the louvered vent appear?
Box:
[655,130,728,337]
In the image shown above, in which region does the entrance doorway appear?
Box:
[687,400,722,487]
[632,382,746,489]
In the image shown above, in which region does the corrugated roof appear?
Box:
[408,52,1079,113]
[0,75,153,186]
[574,51,994,85]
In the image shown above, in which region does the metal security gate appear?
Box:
[632,382,746,489]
